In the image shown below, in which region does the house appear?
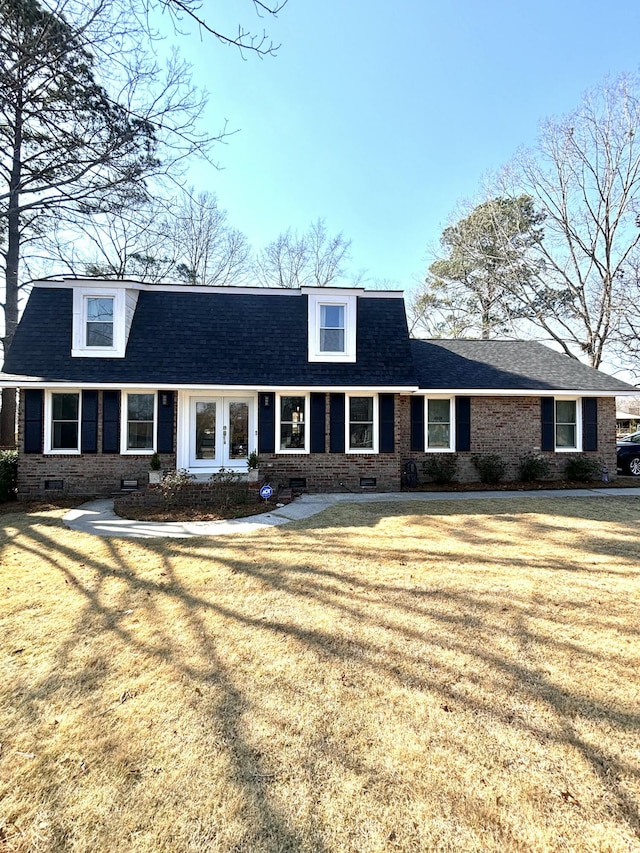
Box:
[0,277,636,499]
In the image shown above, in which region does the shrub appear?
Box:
[564,456,602,482]
[208,467,248,509]
[0,449,17,502]
[471,454,507,484]
[423,454,458,485]
[518,453,551,482]
[160,468,195,505]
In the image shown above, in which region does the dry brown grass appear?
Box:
[1,497,640,852]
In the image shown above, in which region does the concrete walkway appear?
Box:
[63,487,640,540]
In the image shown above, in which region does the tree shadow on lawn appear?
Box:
[2,503,640,848]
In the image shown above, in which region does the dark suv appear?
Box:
[616,431,640,475]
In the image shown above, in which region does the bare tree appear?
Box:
[0,0,217,442]
[498,73,640,367]
[256,219,353,288]
[171,191,251,286]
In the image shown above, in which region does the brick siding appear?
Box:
[16,391,618,499]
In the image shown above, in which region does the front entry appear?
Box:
[188,396,254,471]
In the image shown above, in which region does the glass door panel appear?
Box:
[195,401,217,459]
[228,401,249,460]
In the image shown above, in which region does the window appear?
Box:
[278,395,308,452]
[72,286,127,357]
[86,297,114,347]
[320,304,345,352]
[123,392,156,452]
[308,292,357,362]
[555,399,579,450]
[46,391,80,453]
[425,397,455,451]
[348,396,375,451]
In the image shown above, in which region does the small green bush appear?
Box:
[0,449,18,502]
[564,456,602,482]
[472,454,507,484]
[518,453,551,482]
[423,454,458,485]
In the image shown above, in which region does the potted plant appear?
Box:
[246,451,260,483]
[149,452,163,484]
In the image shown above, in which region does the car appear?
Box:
[616,430,640,475]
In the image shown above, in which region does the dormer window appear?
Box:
[72,286,127,357]
[320,304,345,352]
[308,292,357,362]
[86,297,114,347]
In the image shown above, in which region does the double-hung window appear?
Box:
[555,399,579,450]
[86,297,114,347]
[278,395,308,452]
[123,392,156,452]
[308,293,357,362]
[348,396,376,451]
[46,392,81,453]
[426,397,455,451]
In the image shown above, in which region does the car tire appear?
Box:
[628,456,640,476]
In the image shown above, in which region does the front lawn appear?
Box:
[1,497,639,852]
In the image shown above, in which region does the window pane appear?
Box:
[556,400,576,424]
[428,424,450,448]
[320,304,344,328]
[556,424,576,448]
[350,424,373,448]
[350,397,373,422]
[195,402,216,459]
[87,297,113,322]
[128,422,154,449]
[280,423,306,449]
[281,396,305,422]
[86,323,113,347]
[229,402,249,459]
[128,394,154,421]
[53,421,78,449]
[320,328,345,352]
[428,399,450,424]
[52,393,78,421]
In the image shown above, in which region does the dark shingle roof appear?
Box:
[410,339,635,393]
[3,287,417,387]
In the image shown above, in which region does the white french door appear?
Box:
[187,395,254,470]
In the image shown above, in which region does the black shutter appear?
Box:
[455,396,471,452]
[583,397,598,451]
[379,394,395,453]
[329,393,345,453]
[24,389,44,454]
[258,392,275,454]
[81,390,98,453]
[541,397,555,451]
[410,396,424,452]
[310,393,326,453]
[157,391,174,453]
[102,390,121,454]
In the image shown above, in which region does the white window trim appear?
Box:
[424,395,456,453]
[120,390,158,455]
[308,293,357,363]
[44,390,82,455]
[555,396,582,452]
[276,392,310,454]
[346,393,379,454]
[72,287,126,358]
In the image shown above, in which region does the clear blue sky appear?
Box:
[172,0,640,294]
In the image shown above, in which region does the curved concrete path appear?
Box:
[63,487,640,539]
